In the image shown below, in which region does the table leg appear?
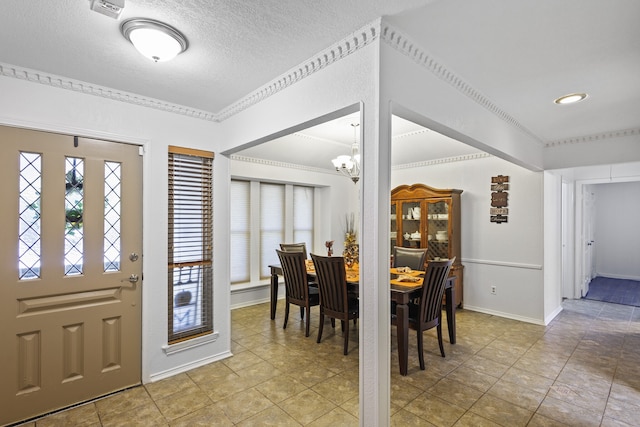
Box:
[396,302,409,376]
[445,284,456,344]
[270,269,278,320]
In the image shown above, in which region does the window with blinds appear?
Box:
[230,179,314,283]
[168,146,214,344]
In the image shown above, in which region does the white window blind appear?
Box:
[260,183,284,278]
[230,180,250,283]
[293,185,314,252]
[168,146,214,344]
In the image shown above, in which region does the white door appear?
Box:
[0,126,143,425]
[581,186,596,296]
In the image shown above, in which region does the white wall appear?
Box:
[0,76,232,384]
[592,181,640,280]
[392,156,546,323]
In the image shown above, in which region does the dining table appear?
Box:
[268,262,457,376]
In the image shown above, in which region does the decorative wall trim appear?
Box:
[216,20,382,121]
[230,154,337,175]
[545,127,640,147]
[0,62,218,121]
[393,152,492,170]
[462,258,542,270]
[161,331,219,356]
[379,22,543,146]
[393,128,429,140]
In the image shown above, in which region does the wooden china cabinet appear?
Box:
[390,183,464,307]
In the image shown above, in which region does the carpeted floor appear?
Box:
[585,276,640,307]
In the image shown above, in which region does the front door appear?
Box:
[0,125,143,425]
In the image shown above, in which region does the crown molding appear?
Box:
[393,152,492,170]
[379,22,543,146]
[545,128,640,147]
[0,62,218,122]
[216,20,381,121]
[230,154,337,175]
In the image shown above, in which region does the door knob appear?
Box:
[121,274,139,284]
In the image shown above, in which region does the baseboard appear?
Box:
[595,273,640,282]
[544,305,563,326]
[147,350,233,383]
[463,305,545,325]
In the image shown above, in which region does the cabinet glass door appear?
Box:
[401,201,422,248]
[390,203,397,252]
[427,200,449,260]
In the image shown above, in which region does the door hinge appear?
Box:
[138,146,144,156]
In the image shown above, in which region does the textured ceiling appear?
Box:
[1,0,639,171]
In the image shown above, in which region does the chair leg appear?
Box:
[417,330,425,370]
[300,306,305,319]
[317,312,324,343]
[341,320,345,333]
[437,322,445,357]
[283,301,290,330]
[304,306,311,337]
[331,318,335,328]
[343,320,350,355]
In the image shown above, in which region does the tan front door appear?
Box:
[0,126,143,426]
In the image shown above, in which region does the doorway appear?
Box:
[0,125,143,425]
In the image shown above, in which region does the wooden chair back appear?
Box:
[276,249,310,304]
[310,254,350,317]
[393,246,428,271]
[418,258,455,327]
[279,242,308,259]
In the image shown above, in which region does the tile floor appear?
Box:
[18,298,640,426]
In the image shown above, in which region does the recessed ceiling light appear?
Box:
[121,18,188,62]
[554,93,588,105]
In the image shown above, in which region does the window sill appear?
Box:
[231,279,274,291]
[162,331,219,355]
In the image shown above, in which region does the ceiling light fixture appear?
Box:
[121,18,188,62]
[554,93,588,105]
[331,123,361,184]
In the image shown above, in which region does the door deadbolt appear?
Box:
[129,253,139,262]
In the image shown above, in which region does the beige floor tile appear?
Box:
[390,408,438,426]
[235,405,301,427]
[537,396,603,427]
[214,388,275,424]
[35,403,100,427]
[222,350,265,372]
[154,386,212,421]
[500,366,554,395]
[339,395,359,418]
[311,373,358,405]
[98,401,167,427]
[547,381,609,413]
[95,387,153,416]
[461,354,510,378]
[306,406,358,427]
[446,365,499,393]
[186,361,235,385]
[487,378,546,412]
[428,377,484,410]
[279,388,336,425]
[404,392,466,427]
[604,395,640,426]
[452,411,502,427]
[469,394,533,427]
[526,413,571,426]
[145,373,198,401]
[169,405,234,426]
[600,416,636,427]
[253,375,309,404]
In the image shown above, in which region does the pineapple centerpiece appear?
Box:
[342,213,359,270]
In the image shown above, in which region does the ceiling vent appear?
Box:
[90,0,125,19]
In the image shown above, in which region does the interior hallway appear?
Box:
[16,298,640,426]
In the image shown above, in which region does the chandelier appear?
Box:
[331,123,361,183]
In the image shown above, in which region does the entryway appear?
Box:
[0,125,143,426]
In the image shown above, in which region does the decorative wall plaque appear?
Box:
[490,175,510,224]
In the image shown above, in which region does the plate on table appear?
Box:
[390,268,423,276]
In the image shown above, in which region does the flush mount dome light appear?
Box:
[121,18,188,62]
[554,93,588,105]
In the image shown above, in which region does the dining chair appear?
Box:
[276,249,320,337]
[279,242,308,259]
[392,246,428,271]
[310,253,359,355]
[391,257,454,370]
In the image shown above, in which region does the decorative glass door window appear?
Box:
[104,162,121,272]
[64,157,84,275]
[18,152,42,280]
